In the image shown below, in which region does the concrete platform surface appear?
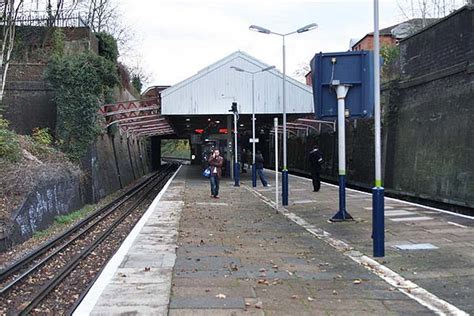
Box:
[75,165,473,315]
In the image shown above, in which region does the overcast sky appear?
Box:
[119,0,417,87]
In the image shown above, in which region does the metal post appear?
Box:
[282,35,289,206]
[330,83,353,221]
[252,74,257,187]
[373,0,385,257]
[234,111,240,187]
[227,115,233,179]
[274,118,279,209]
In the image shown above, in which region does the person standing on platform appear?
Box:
[241,148,248,173]
[208,149,224,199]
[308,145,324,192]
[255,150,269,187]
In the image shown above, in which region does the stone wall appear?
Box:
[283,6,474,210]
[3,167,85,248]
[87,133,151,202]
[1,26,153,248]
[4,26,98,134]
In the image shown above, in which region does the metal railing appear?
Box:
[12,11,88,28]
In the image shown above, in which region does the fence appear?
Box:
[13,11,88,28]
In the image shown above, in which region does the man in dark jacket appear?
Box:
[255,150,269,187]
[208,149,224,198]
[308,146,323,192]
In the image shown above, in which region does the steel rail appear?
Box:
[0,166,166,284]
[67,164,179,314]
[0,168,168,294]
[17,164,178,315]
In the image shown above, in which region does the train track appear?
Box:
[0,163,179,314]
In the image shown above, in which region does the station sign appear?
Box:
[310,51,376,120]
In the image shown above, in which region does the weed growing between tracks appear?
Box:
[32,205,97,240]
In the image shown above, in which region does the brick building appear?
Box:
[305,18,438,85]
[351,18,438,51]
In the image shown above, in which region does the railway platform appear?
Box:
[75,164,473,315]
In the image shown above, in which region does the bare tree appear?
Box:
[78,0,132,51]
[127,56,151,91]
[1,0,24,104]
[81,0,116,32]
[293,62,311,83]
[397,0,466,26]
[19,0,79,25]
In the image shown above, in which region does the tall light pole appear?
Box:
[372,0,385,257]
[230,65,276,187]
[249,23,318,206]
[229,102,240,186]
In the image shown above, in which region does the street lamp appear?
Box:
[372,0,385,257]
[230,65,276,187]
[249,23,318,206]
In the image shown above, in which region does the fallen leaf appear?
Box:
[307,297,314,301]
[255,301,263,309]
[353,279,362,284]
[291,295,298,299]
[332,290,338,295]
[216,293,226,299]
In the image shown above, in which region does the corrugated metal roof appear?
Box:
[161,51,313,115]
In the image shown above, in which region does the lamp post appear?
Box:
[249,23,318,206]
[231,65,276,187]
[229,102,240,186]
[372,0,385,257]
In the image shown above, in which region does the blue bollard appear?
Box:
[372,187,385,257]
[282,170,288,206]
[252,164,257,187]
[234,162,240,187]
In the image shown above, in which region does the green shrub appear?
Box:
[95,32,118,63]
[51,28,66,58]
[45,53,119,161]
[0,115,9,129]
[132,75,142,93]
[0,129,21,162]
[0,116,21,162]
[380,45,400,65]
[32,127,53,146]
[54,204,95,225]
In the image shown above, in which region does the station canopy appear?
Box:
[161,51,314,136]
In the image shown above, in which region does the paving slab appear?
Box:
[250,170,473,315]
[169,166,437,315]
[74,166,186,316]
[76,165,472,315]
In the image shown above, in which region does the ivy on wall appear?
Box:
[45,52,118,161]
[95,32,118,63]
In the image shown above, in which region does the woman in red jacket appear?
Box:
[208,149,224,199]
